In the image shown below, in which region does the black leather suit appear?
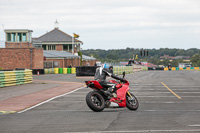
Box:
[95,67,124,89]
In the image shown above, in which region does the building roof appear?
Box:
[82,55,97,60]
[43,50,79,59]
[4,29,33,33]
[43,50,97,60]
[160,55,175,59]
[175,56,190,59]
[33,28,82,43]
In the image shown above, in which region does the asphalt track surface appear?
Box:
[0,71,200,133]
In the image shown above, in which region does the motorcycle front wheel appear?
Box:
[86,91,105,112]
[126,92,139,111]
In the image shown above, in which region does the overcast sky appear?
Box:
[0,0,200,50]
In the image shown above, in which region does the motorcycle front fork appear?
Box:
[127,91,132,98]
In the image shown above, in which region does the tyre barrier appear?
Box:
[148,67,164,70]
[76,66,97,76]
[0,70,32,88]
[71,67,76,74]
[44,67,76,74]
[63,68,67,74]
[163,67,200,71]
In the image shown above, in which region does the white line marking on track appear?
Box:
[137,96,200,97]
[63,95,200,98]
[142,110,200,112]
[189,125,200,127]
[141,102,175,103]
[131,92,200,94]
[17,86,85,113]
[131,89,200,91]
[66,129,200,133]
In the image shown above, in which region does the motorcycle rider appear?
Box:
[168,63,172,70]
[94,65,126,98]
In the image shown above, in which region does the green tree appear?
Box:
[185,50,195,57]
[191,54,200,67]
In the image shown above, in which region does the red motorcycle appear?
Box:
[85,72,139,112]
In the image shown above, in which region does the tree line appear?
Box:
[82,48,200,67]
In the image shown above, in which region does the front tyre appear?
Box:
[126,92,139,111]
[86,91,105,112]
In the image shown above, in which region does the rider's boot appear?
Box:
[104,87,113,97]
[112,89,117,98]
[111,87,117,98]
[105,86,117,98]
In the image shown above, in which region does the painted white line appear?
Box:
[141,102,200,103]
[130,84,160,87]
[131,92,171,93]
[131,92,200,94]
[137,96,175,97]
[49,100,84,103]
[137,96,200,97]
[66,129,200,133]
[168,86,200,88]
[142,110,200,112]
[130,86,200,88]
[189,125,200,127]
[64,95,200,98]
[17,86,85,113]
[141,102,175,104]
[132,89,200,90]
[65,95,200,98]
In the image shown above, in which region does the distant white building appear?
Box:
[178,63,191,68]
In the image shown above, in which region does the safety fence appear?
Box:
[142,66,148,71]
[44,68,76,74]
[0,70,32,88]
[113,66,134,75]
[164,67,200,71]
[45,66,148,75]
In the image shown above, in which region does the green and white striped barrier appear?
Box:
[113,66,134,75]
[142,66,148,71]
[0,70,32,88]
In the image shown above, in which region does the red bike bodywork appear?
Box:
[85,79,130,107]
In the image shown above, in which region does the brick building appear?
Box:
[0,29,43,70]
[43,50,97,68]
[33,21,97,68]
[33,21,82,55]
[0,21,97,70]
[0,48,43,70]
[4,29,33,48]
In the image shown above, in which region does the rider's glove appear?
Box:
[120,78,126,83]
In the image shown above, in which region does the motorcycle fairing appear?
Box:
[110,84,130,107]
[85,80,103,89]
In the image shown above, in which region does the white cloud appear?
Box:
[0,0,200,49]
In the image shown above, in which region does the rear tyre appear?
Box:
[126,92,139,111]
[86,91,105,112]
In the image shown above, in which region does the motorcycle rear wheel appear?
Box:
[86,91,105,112]
[126,92,139,111]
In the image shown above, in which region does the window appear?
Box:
[18,33,22,42]
[47,45,56,50]
[22,33,27,42]
[11,33,16,42]
[63,44,72,51]
[7,32,27,42]
[42,45,46,50]
[7,33,11,42]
